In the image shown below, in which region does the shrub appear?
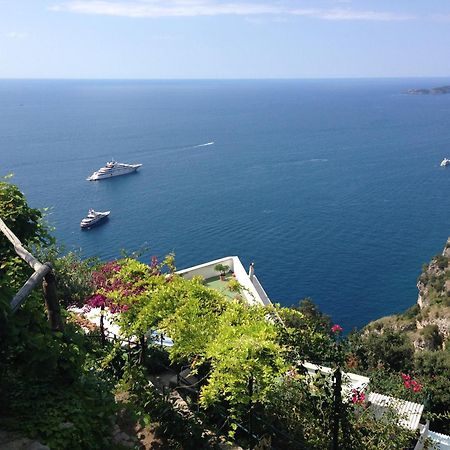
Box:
[434,254,449,270]
[402,304,420,320]
[419,325,443,350]
[359,331,414,372]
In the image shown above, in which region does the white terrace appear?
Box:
[177,256,271,307]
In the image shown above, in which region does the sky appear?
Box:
[1,0,450,79]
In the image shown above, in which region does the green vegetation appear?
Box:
[0,179,116,449]
[0,178,445,448]
[214,263,230,280]
[349,252,450,434]
[0,177,52,305]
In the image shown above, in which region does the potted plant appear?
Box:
[214,263,230,281]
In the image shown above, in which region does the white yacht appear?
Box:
[80,210,110,229]
[440,158,450,167]
[87,161,142,181]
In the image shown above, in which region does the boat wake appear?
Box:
[193,141,215,148]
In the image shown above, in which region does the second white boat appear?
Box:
[87,161,142,181]
[80,209,110,228]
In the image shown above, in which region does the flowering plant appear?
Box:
[85,260,131,313]
[401,373,422,393]
[331,324,343,333]
[351,388,366,405]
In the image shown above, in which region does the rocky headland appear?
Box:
[407,85,450,95]
[364,239,450,351]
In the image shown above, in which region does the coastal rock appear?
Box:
[407,85,450,95]
[365,238,450,351]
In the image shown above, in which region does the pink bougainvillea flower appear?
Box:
[351,389,366,405]
[331,324,343,333]
[401,373,411,382]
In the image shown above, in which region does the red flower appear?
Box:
[402,374,423,393]
[331,324,343,333]
[351,389,366,405]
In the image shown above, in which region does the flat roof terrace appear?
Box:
[203,273,243,301]
[177,256,272,307]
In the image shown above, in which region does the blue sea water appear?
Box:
[2,78,450,330]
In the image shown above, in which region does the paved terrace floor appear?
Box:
[204,274,243,301]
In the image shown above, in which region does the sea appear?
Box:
[2,78,450,331]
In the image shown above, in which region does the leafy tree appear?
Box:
[354,330,414,372]
[263,371,334,449]
[295,298,332,331]
[414,349,450,433]
[275,299,336,364]
[160,278,228,363]
[36,247,98,307]
[200,302,286,434]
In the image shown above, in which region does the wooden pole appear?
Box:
[1,218,63,330]
[332,367,342,450]
[0,217,43,271]
[10,263,52,312]
[42,268,64,332]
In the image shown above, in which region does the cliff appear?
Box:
[365,239,450,351]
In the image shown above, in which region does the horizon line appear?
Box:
[1,76,450,81]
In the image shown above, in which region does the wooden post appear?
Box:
[1,218,62,331]
[10,263,51,312]
[332,366,342,450]
[42,267,64,332]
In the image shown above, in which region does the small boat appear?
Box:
[80,209,110,229]
[87,161,142,181]
[440,158,450,167]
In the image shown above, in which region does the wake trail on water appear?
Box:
[44,141,217,167]
[192,141,215,148]
[125,141,215,157]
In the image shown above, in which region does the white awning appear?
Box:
[368,392,424,430]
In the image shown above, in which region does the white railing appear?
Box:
[251,275,272,306]
[177,256,270,306]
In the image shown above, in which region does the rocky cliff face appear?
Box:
[365,239,450,351]
[417,238,450,309]
[414,239,450,349]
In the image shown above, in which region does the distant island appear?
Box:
[407,85,450,95]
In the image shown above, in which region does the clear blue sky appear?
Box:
[2,0,450,79]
